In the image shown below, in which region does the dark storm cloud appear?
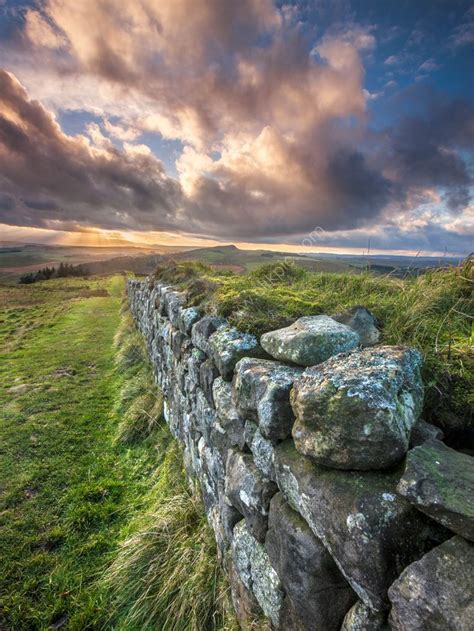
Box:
[386,90,474,212]
[0,69,183,231]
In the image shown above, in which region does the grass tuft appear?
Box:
[103,443,238,631]
[105,300,240,630]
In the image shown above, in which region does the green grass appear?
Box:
[154,259,473,432]
[0,275,238,630]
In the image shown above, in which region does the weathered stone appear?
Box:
[266,493,356,630]
[194,389,217,443]
[209,327,264,381]
[212,378,246,454]
[226,556,268,631]
[388,536,474,630]
[397,439,474,541]
[291,346,424,470]
[191,315,227,355]
[161,289,186,326]
[274,440,447,610]
[260,315,359,367]
[249,429,275,481]
[409,419,444,448]
[251,534,284,627]
[225,450,277,542]
[332,306,380,348]
[232,520,284,627]
[341,601,387,631]
[171,328,186,359]
[244,420,258,449]
[177,306,201,335]
[199,358,219,405]
[233,358,302,439]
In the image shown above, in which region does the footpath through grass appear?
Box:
[0,275,237,630]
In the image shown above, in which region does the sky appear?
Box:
[0,0,473,255]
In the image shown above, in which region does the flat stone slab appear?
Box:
[291,346,424,470]
[388,536,474,630]
[397,438,474,541]
[261,315,359,366]
[274,440,446,611]
[209,327,264,381]
[266,493,356,630]
[233,358,302,440]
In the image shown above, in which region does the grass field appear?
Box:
[0,275,236,630]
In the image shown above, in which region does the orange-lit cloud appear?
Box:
[0,0,472,254]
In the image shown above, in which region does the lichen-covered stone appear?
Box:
[232,520,284,627]
[161,289,186,326]
[273,440,447,610]
[225,450,277,542]
[209,327,264,381]
[291,346,424,470]
[226,556,268,631]
[266,493,356,630]
[212,378,246,454]
[388,536,474,630]
[199,358,219,405]
[397,439,474,541]
[409,419,444,448]
[250,429,276,481]
[233,358,302,439]
[332,306,380,348]
[191,315,227,355]
[341,601,387,631]
[260,315,359,367]
[177,306,201,335]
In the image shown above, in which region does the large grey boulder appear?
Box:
[232,520,284,627]
[266,493,356,630]
[388,536,474,630]
[273,441,447,611]
[332,306,380,348]
[260,315,359,367]
[233,358,302,439]
[225,450,277,542]
[397,439,474,541]
[191,315,226,355]
[291,346,424,470]
[341,601,387,631]
[209,326,264,381]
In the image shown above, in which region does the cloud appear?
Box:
[0,70,182,232]
[0,0,472,252]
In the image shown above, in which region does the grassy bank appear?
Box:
[155,259,473,433]
[0,275,237,630]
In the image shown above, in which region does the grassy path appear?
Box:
[0,277,158,629]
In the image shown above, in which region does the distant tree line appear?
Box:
[19,262,90,284]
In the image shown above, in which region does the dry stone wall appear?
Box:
[127,278,474,631]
